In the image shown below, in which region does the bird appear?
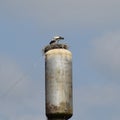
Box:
[49,36,64,45]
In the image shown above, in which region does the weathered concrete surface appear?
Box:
[45,49,73,119]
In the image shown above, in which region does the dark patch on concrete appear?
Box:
[46,102,72,119]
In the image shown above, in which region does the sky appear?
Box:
[0,0,120,120]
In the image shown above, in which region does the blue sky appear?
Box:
[0,0,120,120]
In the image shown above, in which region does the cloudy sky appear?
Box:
[0,0,120,120]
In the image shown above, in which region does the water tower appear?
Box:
[43,36,73,120]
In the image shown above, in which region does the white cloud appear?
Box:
[73,83,120,120]
[0,55,45,120]
[79,83,120,105]
[89,31,120,80]
[1,0,120,28]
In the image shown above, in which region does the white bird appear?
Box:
[49,36,64,45]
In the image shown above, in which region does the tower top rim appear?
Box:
[43,44,68,54]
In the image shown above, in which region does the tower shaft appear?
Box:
[44,46,73,120]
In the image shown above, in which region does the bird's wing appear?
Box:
[49,40,56,44]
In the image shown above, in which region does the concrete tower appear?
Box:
[43,41,73,120]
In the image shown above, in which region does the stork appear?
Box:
[49,36,64,45]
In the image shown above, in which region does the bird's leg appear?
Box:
[57,40,59,44]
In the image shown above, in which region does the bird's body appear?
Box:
[49,36,64,45]
[52,36,64,41]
